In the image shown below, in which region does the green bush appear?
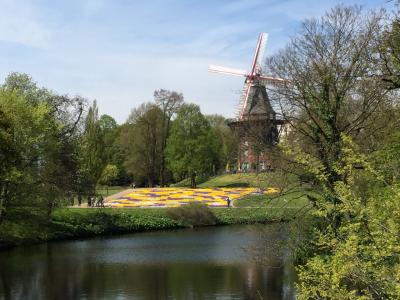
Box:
[167,202,217,227]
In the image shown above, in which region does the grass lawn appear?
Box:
[174,172,298,189]
[96,186,129,197]
[234,187,316,209]
[172,172,313,210]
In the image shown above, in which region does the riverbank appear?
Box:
[0,206,300,249]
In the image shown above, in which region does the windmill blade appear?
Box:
[259,74,286,83]
[250,32,268,76]
[255,33,268,72]
[208,64,247,77]
[239,82,252,120]
[236,82,249,117]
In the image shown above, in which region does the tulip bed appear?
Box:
[105,187,279,208]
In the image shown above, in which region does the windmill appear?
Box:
[208,32,285,171]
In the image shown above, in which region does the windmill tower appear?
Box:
[208,33,285,171]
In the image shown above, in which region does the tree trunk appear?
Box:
[160,117,170,187]
[0,197,4,223]
[0,183,10,223]
[190,173,196,188]
[160,155,165,187]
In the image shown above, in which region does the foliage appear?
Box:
[263,7,400,298]
[79,101,106,194]
[166,203,217,227]
[121,103,164,186]
[0,206,286,248]
[268,6,389,189]
[99,164,119,186]
[98,164,119,195]
[0,74,84,220]
[206,114,238,173]
[166,103,219,187]
[154,89,184,186]
[372,129,400,184]
[289,135,400,299]
[379,16,400,90]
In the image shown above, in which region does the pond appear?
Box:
[0,224,296,300]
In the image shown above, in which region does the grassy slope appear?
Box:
[173,173,279,188]
[175,172,313,209]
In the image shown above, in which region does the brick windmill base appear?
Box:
[228,84,284,172]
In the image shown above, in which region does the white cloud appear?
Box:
[0,0,52,48]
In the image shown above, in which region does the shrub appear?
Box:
[166,202,217,227]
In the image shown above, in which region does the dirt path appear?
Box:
[70,189,132,208]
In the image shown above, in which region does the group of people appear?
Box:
[87,195,105,207]
[67,194,105,207]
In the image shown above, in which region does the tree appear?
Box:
[206,114,237,173]
[379,16,400,90]
[295,136,400,299]
[268,6,387,193]
[166,104,218,188]
[0,107,17,220]
[121,103,164,187]
[80,101,106,194]
[99,164,119,195]
[154,89,184,186]
[0,73,84,219]
[264,6,400,298]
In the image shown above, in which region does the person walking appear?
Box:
[226,197,231,208]
[87,195,92,207]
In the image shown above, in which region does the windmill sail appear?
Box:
[238,81,251,119]
[249,33,268,76]
[255,33,268,73]
[207,32,286,121]
[208,65,247,77]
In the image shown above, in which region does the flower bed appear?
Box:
[106,187,279,208]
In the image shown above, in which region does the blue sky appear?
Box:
[0,0,394,123]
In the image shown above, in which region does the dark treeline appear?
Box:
[0,78,237,222]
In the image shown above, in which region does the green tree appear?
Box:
[295,136,400,299]
[206,114,238,173]
[379,16,400,90]
[0,73,84,219]
[266,6,400,298]
[80,101,106,194]
[268,6,388,197]
[166,104,218,188]
[121,103,164,187]
[0,107,17,220]
[154,89,184,186]
[98,114,118,161]
[99,164,119,195]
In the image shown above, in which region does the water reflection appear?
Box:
[0,225,295,300]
